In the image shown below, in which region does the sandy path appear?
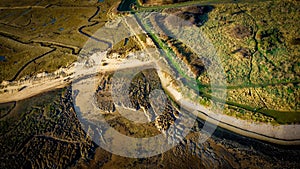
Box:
[0,51,157,103]
[0,13,299,145]
[1,52,299,145]
[0,66,74,103]
[157,69,300,145]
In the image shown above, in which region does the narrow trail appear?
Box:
[2,3,297,116]
[134,13,300,117]
[195,108,300,143]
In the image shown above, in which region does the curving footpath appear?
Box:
[1,54,300,145]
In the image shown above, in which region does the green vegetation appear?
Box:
[118,0,267,11]
[0,0,120,82]
[0,0,299,125]
[133,0,300,124]
[257,28,283,54]
[198,0,299,123]
[1,0,300,168]
[0,36,49,82]
[107,33,147,58]
[118,0,136,11]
